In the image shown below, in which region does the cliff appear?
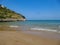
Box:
[0,4,26,21]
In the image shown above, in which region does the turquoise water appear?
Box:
[0,20,60,32]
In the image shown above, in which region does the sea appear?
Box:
[0,20,60,33]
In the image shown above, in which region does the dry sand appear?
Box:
[0,31,60,45]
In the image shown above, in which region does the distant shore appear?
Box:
[0,19,26,22]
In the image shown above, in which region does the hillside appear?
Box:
[0,4,26,21]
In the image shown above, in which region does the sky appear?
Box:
[0,0,60,20]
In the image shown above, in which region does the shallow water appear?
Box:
[0,20,60,32]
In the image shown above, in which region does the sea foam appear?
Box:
[9,25,19,28]
[31,28,59,33]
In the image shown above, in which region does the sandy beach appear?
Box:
[0,31,60,45]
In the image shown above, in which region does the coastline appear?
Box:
[0,22,60,45]
[0,19,26,22]
[0,31,60,45]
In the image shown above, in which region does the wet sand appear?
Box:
[23,30,60,39]
[0,31,60,45]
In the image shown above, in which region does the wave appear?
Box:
[31,27,60,33]
[9,25,19,28]
[8,25,60,33]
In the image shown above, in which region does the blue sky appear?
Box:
[0,0,60,20]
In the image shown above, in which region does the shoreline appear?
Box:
[0,25,60,45]
[23,30,60,40]
[0,19,26,22]
[0,25,60,33]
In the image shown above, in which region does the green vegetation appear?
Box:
[0,4,25,20]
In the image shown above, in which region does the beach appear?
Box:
[0,20,60,45]
[0,31,60,45]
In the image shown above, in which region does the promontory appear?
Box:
[0,4,26,21]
